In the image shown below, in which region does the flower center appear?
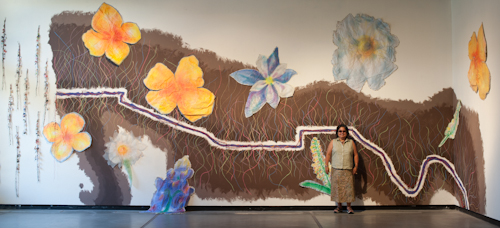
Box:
[117,144,129,156]
[357,35,376,57]
[265,76,274,85]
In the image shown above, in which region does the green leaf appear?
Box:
[299,180,330,195]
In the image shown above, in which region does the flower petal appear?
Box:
[43,122,61,143]
[175,56,204,88]
[274,69,296,83]
[177,88,215,122]
[266,85,280,109]
[146,90,178,114]
[267,47,280,75]
[230,69,265,85]
[61,113,85,135]
[477,24,486,62]
[105,40,130,65]
[245,90,267,118]
[82,30,109,57]
[144,63,175,91]
[256,55,269,77]
[51,140,74,162]
[72,132,92,152]
[250,80,268,92]
[467,61,478,92]
[468,32,478,61]
[476,61,490,100]
[273,81,294,98]
[121,22,141,44]
[270,64,287,79]
[92,3,123,35]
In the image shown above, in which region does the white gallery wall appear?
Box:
[452,0,500,221]
[0,0,465,209]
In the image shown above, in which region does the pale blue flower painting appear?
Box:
[332,14,400,92]
[230,48,297,118]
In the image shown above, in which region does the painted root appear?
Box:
[299,137,331,195]
[147,155,195,213]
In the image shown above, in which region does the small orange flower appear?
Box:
[143,56,215,122]
[468,23,490,100]
[82,3,141,65]
[43,113,92,162]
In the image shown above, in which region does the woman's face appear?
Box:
[338,127,347,139]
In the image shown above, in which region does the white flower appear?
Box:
[104,127,146,168]
[332,14,399,92]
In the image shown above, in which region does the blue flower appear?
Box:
[332,14,399,92]
[230,48,297,117]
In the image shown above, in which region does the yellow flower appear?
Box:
[468,23,490,100]
[43,113,92,162]
[143,56,215,122]
[82,3,141,65]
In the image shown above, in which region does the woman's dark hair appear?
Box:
[336,124,349,138]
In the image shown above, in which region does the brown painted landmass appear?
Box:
[50,12,485,213]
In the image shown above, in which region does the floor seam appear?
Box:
[140,213,159,228]
[309,211,323,228]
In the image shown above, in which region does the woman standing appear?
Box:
[325,124,359,214]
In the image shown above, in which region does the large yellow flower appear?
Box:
[82,3,141,65]
[43,113,92,162]
[144,56,215,122]
[468,23,490,100]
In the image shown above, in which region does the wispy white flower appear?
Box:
[332,14,399,92]
[104,126,146,182]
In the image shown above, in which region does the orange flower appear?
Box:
[43,113,92,162]
[468,23,490,100]
[82,3,141,65]
[143,56,215,122]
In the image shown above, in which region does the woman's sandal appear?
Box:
[333,207,342,213]
[347,208,355,214]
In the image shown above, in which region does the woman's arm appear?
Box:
[325,140,333,174]
[352,140,359,175]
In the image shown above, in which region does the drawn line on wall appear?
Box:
[56,87,469,209]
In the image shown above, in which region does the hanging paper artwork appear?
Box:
[82,3,141,65]
[1,18,6,90]
[8,84,14,145]
[468,23,490,100]
[23,69,30,135]
[147,155,195,214]
[42,112,92,162]
[35,111,41,182]
[43,60,49,126]
[299,137,331,195]
[103,126,146,184]
[230,47,297,117]
[439,100,462,147]
[332,14,399,92]
[15,126,20,197]
[35,26,40,95]
[15,44,22,109]
[144,56,215,122]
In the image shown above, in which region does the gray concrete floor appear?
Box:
[0,209,497,228]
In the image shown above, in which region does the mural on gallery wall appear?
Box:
[147,155,195,214]
[0,1,471,213]
[468,23,490,100]
[332,14,399,92]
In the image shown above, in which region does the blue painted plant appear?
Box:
[299,137,331,195]
[147,155,195,213]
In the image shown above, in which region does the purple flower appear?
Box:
[230,48,297,118]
